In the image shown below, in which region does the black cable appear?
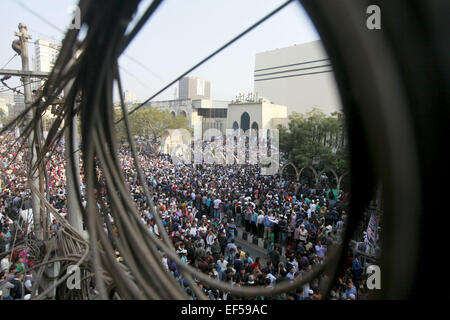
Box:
[4,0,362,300]
[1,53,18,69]
[15,0,66,35]
[0,79,42,94]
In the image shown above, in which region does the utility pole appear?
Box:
[65,118,84,235]
[64,53,84,235]
[15,23,43,240]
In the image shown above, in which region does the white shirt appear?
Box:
[213,199,222,209]
[1,257,10,272]
[257,214,265,224]
[162,257,169,270]
[287,272,295,281]
[292,259,298,271]
[266,273,277,286]
[299,228,308,241]
[302,283,311,298]
[24,279,32,291]
[217,259,228,272]
[206,234,215,245]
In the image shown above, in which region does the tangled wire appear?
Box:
[0,0,365,300]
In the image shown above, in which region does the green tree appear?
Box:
[114,106,189,149]
[0,113,14,127]
[279,108,348,177]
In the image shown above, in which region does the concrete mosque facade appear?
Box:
[226,96,288,133]
[154,77,289,140]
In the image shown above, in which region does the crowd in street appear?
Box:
[0,132,372,300]
[119,145,369,300]
[0,133,36,300]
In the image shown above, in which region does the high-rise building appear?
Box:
[178,76,211,100]
[124,90,137,105]
[10,94,25,117]
[34,39,61,72]
[0,92,14,117]
[32,39,61,91]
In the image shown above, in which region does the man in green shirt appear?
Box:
[267,230,275,256]
[15,257,26,274]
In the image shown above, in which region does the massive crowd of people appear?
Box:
[0,132,372,300]
[0,133,36,300]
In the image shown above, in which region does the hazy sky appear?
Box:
[0,0,320,101]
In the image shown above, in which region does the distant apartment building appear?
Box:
[34,39,60,72]
[254,40,341,115]
[9,94,25,117]
[124,90,137,105]
[0,92,14,117]
[31,39,61,125]
[178,76,211,100]
[32,39,61,92]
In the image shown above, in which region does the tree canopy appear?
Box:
[279,108,348,176]
[114,106,189,149]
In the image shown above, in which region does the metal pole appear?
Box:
[64,51,86,238]
[15,23,43,240]
[64,115,83,233]
[64,58,84,235]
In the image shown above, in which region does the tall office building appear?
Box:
[178,76,211,100]
[124,90,137,104]
[11,94,25,117]
[32,39,61,91]
[0,92,14,117]
[34,39,61,72]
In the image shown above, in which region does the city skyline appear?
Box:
[0,0,320,102]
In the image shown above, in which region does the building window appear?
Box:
[240,112,250,132]
[251,121,259,135]
[232,121,239,131]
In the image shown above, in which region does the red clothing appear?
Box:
[251,262,261,270]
